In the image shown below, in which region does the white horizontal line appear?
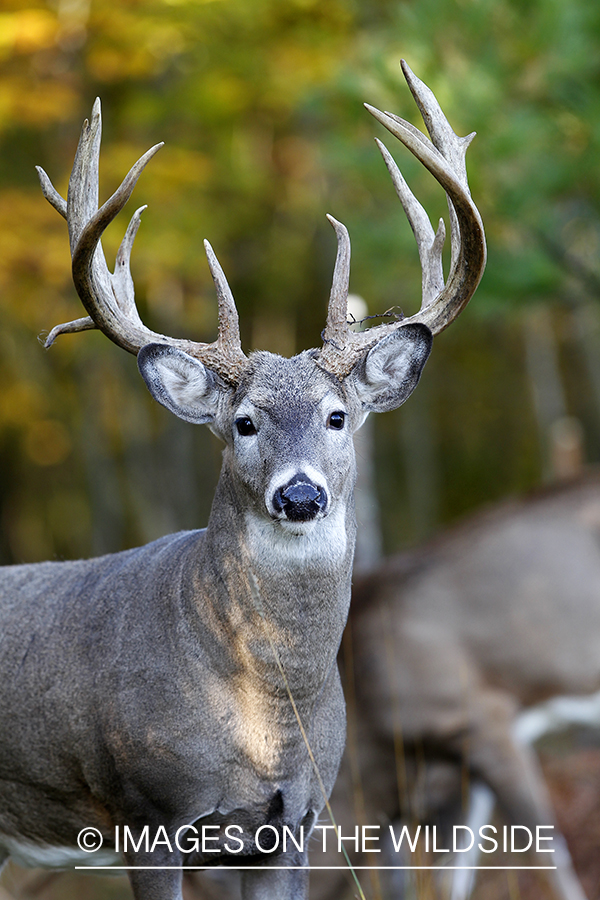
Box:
[75,865,557,871]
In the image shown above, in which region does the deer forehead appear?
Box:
[232,351,351,419]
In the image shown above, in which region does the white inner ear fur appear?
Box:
[364,339,415,388]
[138,346,223,424]
[154,353,215,409]
[354,337,417,405]
[349,325,432,415]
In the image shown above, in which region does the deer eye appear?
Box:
[327,411,346,430]
[235,417,256,436]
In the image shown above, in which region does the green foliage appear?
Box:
[1,0,600,561]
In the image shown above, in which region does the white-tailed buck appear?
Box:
[0,62,485,900]
[306,475,600,900]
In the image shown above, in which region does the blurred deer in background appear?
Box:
[0,63,485,900]
[306,474,600,900]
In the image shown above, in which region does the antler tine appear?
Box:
[36,166,67,220]
[39,99,248,384]
[319,62,486,378]
[203,240,245,370]
[321,215,351,343]
[374,137,446,309]
[366,60,486,334]
[319,210,406,377]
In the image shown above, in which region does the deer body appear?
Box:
[0,62,485,900]
[0,524,348,852]
[352,476,600,752]
[0,352,365,892]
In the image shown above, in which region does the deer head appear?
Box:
[36,62,485,536]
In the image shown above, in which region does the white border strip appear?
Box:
[75,865,557,871]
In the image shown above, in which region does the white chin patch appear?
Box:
[276,518,319,536]
[245,504,347,570]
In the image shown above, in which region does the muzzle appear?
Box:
[272,473,328,522]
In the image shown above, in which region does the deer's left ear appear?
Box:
[350,323,432,413]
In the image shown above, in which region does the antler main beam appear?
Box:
[37,99,247,384]
[318,60,487,378]
[39,67,484,386]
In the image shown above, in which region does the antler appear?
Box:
[37,99,247,384]
[318,60,487,378]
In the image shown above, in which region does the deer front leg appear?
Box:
[182,870,241,900]
[240,852,309,900]
[458,688,587,900]
[127,867,184,900]
[124,842,184,900]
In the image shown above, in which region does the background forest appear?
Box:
[1,0,600,563]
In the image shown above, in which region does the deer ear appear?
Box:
[351,323,432,413]
[138,343,223,424]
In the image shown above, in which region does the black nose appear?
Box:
[273,475,328,522]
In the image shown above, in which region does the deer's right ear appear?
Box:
[138,344,223,424]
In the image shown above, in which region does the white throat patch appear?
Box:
[244,503,348,572]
